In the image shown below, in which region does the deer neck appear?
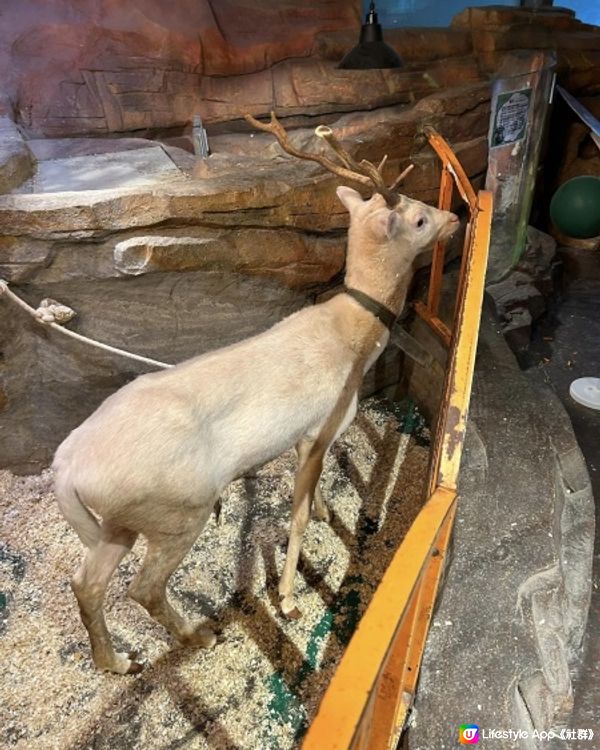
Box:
[332,240,414,368]
[344,243,413,319]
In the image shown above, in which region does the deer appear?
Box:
[52,112,459,674]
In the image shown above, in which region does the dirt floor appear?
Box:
[0,398,429,750]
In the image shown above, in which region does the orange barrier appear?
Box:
[302,129,492,750]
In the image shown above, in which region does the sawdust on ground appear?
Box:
[0,398,429,750]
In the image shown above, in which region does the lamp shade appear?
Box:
[339,2,403,70]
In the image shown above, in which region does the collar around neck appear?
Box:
[343,287,397,331]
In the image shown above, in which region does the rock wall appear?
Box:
[1,3,598,138]
[0,0,360,136]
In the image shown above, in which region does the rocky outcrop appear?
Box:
[486,226,559,357]
[453,6,600,94]
[0,2,486,138]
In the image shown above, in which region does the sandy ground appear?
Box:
[0,398,429,750]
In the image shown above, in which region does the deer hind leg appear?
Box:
[71,524,139,674]
[295,439,330,523]
[128,512,216,648]
[279,438,326,618]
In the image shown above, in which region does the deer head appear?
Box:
[245,112,459,310]
[337,187,459,252]
[336,187,458,303]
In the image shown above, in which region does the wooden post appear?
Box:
[485,50,556,283]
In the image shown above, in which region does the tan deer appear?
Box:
[53,113,459,674]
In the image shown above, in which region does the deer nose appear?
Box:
[445,213,460,237]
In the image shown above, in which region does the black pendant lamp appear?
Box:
[339,1,403,70]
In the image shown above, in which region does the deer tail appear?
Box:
[55,475,101,549]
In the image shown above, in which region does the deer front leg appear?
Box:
[312,482,330,523]
[279,440,325,618]
[295,439,330,523]
[279,389,358,617]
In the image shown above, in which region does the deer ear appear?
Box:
[336,186,363,212]
[373,208,401,240]
[386,211,401,239]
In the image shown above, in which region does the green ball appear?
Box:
[550,176,600,239]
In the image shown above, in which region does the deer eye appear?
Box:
[417,217,426,228]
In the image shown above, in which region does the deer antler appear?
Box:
[244,111,413,207]
[390,164,415,191]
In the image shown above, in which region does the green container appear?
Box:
[550,175,600,239]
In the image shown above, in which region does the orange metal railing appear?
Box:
[302,129,492,750]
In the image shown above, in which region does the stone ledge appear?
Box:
[0,135,487,238]
[112,231,344,288]
[197,56,484,126]
[0,84,491,239]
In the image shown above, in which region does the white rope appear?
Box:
[0,278,173,370]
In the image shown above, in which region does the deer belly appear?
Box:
[208,378,347,485]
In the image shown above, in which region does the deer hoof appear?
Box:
[99,651,143,675]
[180,625,217,649]
[127,660,144,675]
[284,606,302,620]
[280,595,302,620]
[312,504,331,523]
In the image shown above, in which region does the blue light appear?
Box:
[560,0,600,25]
[363,0,519,28]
